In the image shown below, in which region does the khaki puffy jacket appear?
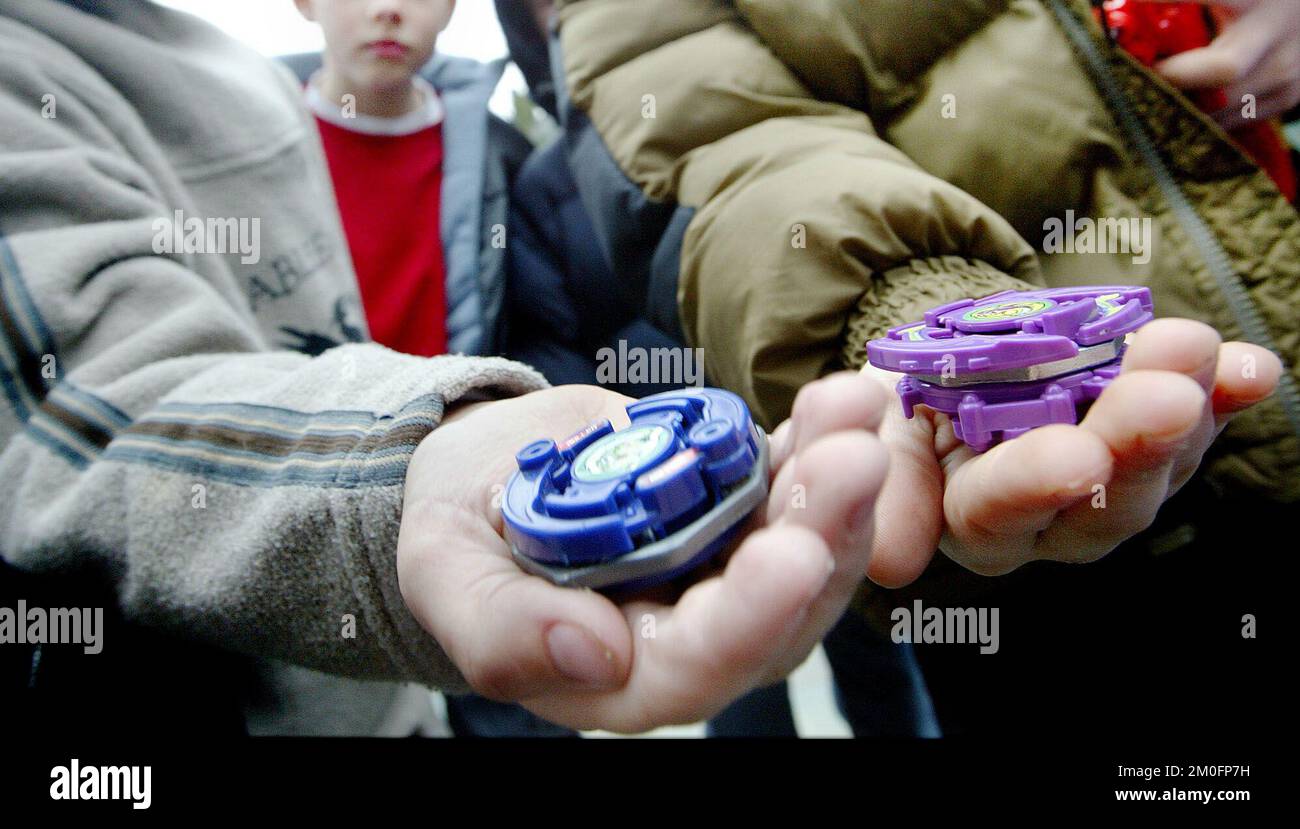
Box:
[557,0,1300,503]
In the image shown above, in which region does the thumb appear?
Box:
[400,502,633,702]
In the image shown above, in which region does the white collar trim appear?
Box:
[306,71,445,136]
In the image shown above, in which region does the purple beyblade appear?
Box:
[865,286,1155,452]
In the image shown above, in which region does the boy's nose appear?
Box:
[370,0,404,24]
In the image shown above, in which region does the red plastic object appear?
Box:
[1095,0,1297,202]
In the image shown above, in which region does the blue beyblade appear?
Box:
[502,388,770,591]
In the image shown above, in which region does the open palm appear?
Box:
[857,318,1282,586]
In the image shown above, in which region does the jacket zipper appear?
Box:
[1045,0,1300,443]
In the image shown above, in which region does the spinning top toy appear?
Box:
[502,388,768,591]
[866,286,1154,452]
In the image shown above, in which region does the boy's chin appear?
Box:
[359,67,419,93]
[361,54,431,83]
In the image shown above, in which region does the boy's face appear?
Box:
[297,0,455,92]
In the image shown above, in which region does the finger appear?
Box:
[1216,33,1300,121]
[402,502,633,702]
[1037,370,1208,563]
[1116,316,1268,434]
[863,393,946,588]
[939,423,1114,575]
[1156,44,1265,91]
[768,418,794,470]
[1121,317,1222,392]
[767,371,889,523]
[1152,4,1281,90]
[1166,340,1282,492]
[1132,0,1254,7]
[527,523,835,732]
[1214,78,1300,128]
[1117,321,1222,494]
[765,430,890,678]
[787,370,889,453]
[1208,341,1283,425]
[776,430,889,559]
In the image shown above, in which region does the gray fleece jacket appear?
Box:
[0,0,547,733]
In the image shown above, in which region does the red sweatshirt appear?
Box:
[308,76,448,357]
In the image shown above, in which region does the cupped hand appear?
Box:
[862,317,1282,586]
[396,373,890,732]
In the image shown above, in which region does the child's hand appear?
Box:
[1140,0,1300,130]
[396,376,890,733]
[860,318,1282,586]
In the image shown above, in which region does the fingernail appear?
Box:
[546,623,619,689]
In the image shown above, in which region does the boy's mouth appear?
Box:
[365,40,409,60]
